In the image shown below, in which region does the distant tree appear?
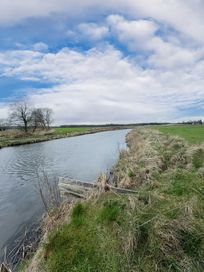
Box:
[9,101,32,133]
[0,119,7,131]
[182,120,203,125]
[31,108,45,131]
[9,101,53,133]
[31,107,53,131]
[43,108,53,129]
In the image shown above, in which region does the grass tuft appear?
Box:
[71,202,85,226]
[180,229,202,257]
[98,199,125,223]
[192,149,204,169]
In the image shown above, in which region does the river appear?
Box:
[0,129,130,259]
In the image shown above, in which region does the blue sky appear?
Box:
[0,0,204,124]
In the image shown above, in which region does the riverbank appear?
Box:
[17,127,204,271]
[0,126,130,149]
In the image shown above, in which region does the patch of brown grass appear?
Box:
[113,128,204,189]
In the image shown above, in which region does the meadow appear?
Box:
[54,127,91,135]
[153,124,204,144]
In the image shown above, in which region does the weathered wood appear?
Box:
[59,183,91,194]
[61,190,86,199]
[108,186,138,195]
[58,177,137,199]
[59,177,97,188]
[59,178,94,199]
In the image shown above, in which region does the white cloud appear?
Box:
[66,22,109,44]
[77,23,109,41]
[0,45,203,124]
[0,104,9,120]
[1,1,204,44]
[125,0,204,44]
[107,15,157,48]
[1,1,204,123]
[33,42,48,52]
[107,15,202,69]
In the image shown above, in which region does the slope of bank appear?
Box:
[21,128,204,272]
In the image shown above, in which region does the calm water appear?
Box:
[0,129,129,256]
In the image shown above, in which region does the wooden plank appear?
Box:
[59,177,97,188]
[61,190,86,199]
[109,186,138,195]
[59,183,91,194]
[58,177,138,199]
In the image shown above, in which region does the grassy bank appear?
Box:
[22,128,204,272]
[0,127,123,149]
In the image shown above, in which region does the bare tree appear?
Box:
[44,108,53,129]
[31,108,45,131]
[9,101,32,133]
[31,108,53,131]
[9,101,53,133]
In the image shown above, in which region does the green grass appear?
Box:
[54,127,91,135]
[43,194,132,272]
[41,168,204,271]
[98,199,125,223]
[153,125,204,144]
[42,167,204,272]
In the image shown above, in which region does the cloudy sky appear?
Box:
[0,0,204,124]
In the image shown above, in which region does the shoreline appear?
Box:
[0,126,131,150]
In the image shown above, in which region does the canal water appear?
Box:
[0,129,130,258]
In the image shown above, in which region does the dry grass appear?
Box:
[113,128,204,188]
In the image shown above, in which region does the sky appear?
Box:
[0,0,204,124]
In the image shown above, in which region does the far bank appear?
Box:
[0,126,132,149]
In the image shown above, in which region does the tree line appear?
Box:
[180,120,203,125]
[1,101,53,133]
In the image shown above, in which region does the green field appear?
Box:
[54,127,91,135]
[153,125,204,144]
